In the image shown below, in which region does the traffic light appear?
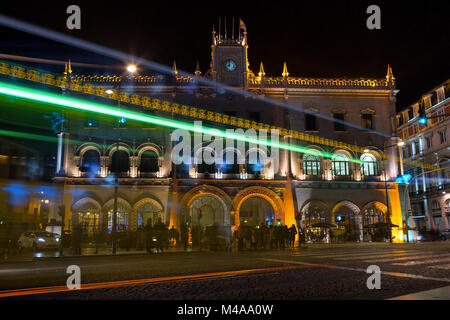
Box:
[277,219,281,226]
[197,209,202,219]
[418,106,427,125]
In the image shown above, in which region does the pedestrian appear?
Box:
[145,218,153,253]
[72,224,82,255]
[288,224,297,249]
[153,218,164,253]
[250,228,257,249]
[237,225,244,251]
[180,223,188,250]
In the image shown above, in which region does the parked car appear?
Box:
[419,229,449,241]
[17,231,61,251]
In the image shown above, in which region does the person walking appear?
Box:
[288,224,297,249]
[180,224,188,250]
[145,219,153,254]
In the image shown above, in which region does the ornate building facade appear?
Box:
[0,22,407,242]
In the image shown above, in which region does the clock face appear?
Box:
[224,59,237,72]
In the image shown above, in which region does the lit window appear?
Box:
[303,154,321,175]
[118,117,127,128]
[360,153,378,176]
[333,113,346,131]
[332,153,349,176]
[362,114,374,129]
[85,116,98,128]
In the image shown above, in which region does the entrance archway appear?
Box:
[180,185,233,227]
[331,201,362,242]
[233,186,285,227]
[239,197,274,226]
[361,201,388,242]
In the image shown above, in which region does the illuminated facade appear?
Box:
[0,22,406,242]
[397,79,450,232]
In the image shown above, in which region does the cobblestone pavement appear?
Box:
[1,242,450,300]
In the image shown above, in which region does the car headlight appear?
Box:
[37,237,46,242]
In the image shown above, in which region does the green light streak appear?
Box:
[0,81,361,163]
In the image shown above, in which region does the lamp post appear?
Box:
[106,64,136,254]
[373,138,404,243]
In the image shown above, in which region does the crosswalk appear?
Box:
[287,249,450,270]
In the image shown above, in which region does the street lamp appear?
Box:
[107,64,136,254]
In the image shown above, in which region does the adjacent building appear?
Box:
[397,79,450,232]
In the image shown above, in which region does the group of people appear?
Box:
[67,220,303,254]
[234,223,299,251]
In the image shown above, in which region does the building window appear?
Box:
[332,153,350,176]
[80,150,100,176]
[413,124,418,134]
[303,154,321,175]
[439,131,447,144]
[333,113,346,131]
[408,108,414,120]
[414,141,420,155]
[362,114,374,129]
[360,153,378,176]
[426,136,433,149]
[437,109,445,122]
[85,115,98,128]
[117,117,127,128]
[305,113,317,131]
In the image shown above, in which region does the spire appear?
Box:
[173,60,178,76]
[63,63,68,75]
[386,64,395,84]
[258,62,265,77]
[224,17,227,39]
[195,60,201,76]
[282,62,289,77]
[68,60,72,74]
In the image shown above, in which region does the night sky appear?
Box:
[0,0,449,111]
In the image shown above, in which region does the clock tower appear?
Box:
[210,18,249,88]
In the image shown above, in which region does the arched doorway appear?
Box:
[71,197,101,238]
[332,201,362,242]
[239,197,274,226]
[189,196,225,227]
[102,198,132,233]
[361,201,388,242]
[301,200,330,243]
[233,186,286,228]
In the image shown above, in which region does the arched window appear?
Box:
[196,148,216,174]
[332,153,349,176]
[303,154,321,175]
[80,150,100,176]
[140,150,159,174]
[110,150,130,174]
[246,151,263,175]
[360,153,378,176]
[222,150,240,174]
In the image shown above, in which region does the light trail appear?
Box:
[0,53,122,69]
[0,13,392,138]
[0,81,361,163]
[0,259,378,298]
